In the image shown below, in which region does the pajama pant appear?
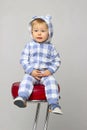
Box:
[18,74,59,105]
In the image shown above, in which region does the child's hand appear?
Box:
[31,70,42,80]
[42,70,51,77]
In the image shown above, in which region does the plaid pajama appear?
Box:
[18,74,59,105]
[18,15,61,105]
[20,41,61,74]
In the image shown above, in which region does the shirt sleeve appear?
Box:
[47,45,61,74]
[20,43,34,74]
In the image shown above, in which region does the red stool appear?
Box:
[11,82,60,130]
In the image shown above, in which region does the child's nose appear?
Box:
[38,31,41,35]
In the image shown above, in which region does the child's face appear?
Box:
[32,23,49,43]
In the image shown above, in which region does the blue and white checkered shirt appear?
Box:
[20,41,61,74]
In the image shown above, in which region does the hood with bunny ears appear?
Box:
[29,15,53,42]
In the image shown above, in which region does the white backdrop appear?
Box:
[0,0,87,130]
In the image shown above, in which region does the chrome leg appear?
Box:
[43,104,50,130]
[32,103,40,130]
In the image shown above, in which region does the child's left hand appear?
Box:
[42,70,51,77]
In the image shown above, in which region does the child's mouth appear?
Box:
[37,37,42,39]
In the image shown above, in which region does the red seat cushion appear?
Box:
[11,82,60,101]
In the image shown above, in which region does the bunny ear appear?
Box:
[32,15,52,21]
[46,15,52,20]
[32,16,37,20]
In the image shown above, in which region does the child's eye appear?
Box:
[34,30,38,32]
[41,30,45,32]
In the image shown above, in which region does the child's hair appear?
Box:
[31,18,48,28]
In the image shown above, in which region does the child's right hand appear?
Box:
[31,70,43,80]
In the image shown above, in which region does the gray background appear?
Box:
[0,0,87,130]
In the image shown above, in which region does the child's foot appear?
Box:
[49,104,63,115]
[14,97,27,108]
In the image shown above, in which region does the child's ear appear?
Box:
[31,29,33,33]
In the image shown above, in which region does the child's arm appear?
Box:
[20,43,34,74]
[47,45,61,74]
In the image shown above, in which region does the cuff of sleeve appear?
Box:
[48,68,54,74]
[25,67,34,74]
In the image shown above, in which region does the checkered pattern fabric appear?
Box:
[18,74,59,104]
[20,41,61,74]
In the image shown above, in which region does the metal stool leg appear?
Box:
[43,104,50,130]
[32,102,40,130]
